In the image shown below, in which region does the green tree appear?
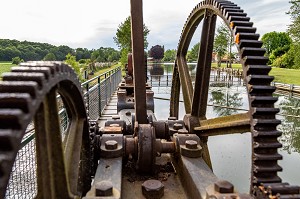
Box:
[287,0,300,69]
[12,56,24,65]
[113,16,150,65]
[43,52,56,61]
[64,53,82,81]
[162,49,176,62]
[287,0,300,43]
[213,22,231,67]
[261,32,292,57]
[187,43,200,62]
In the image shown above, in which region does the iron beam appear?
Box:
[130,0,147,124]
[192,10,217,119]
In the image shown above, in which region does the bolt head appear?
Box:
[95,180,113,196]
[173,123,183,130]
[142,180,164,199]
[105,140,118,150]
[214,180,234,193]
[185,140,198,149]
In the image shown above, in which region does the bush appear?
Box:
[12,56,23,65]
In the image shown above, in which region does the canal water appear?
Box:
[147,63,300,193]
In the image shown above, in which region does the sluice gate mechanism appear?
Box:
[0,0,299,198]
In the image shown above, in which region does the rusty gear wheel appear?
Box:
[0,61,91,198]
[170,0,299,197]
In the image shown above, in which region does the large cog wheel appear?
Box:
[170,0,297,197]
[0,61,91,198]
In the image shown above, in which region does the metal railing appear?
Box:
[5,66,122,198]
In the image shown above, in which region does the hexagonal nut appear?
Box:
[95,180,113,196]
[142,180,164,199]
[214,180,234,193]
[185,140,198,149]
[173,123,183,130]
[105,140,118,150]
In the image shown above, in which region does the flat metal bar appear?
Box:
[170,63,180,118]
[195,112,250,136]
[45,88,71,198]
[131,0,147,124]
[192,10,217,119]
[34,103,52,199]
[174,155,219,199]
[177,57,194,114]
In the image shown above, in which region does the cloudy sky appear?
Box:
[0,0,291,50]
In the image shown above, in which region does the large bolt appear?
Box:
[214,180,234,193]
[142,180,164,199]
[95,180,113,196]
[105,140,118,150]
[185,140,198,149]
[173,123,183,130]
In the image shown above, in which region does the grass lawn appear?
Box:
[0,62,15,77]
[269,67,300,85]
[92,63,120,78]
[214,62,300,85]
[0,62,15,80]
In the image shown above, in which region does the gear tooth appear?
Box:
[0,130,19,152]
[2,72,46,90]
[0,109,24,130]
[0,81,39,99]
[0,93,32,113]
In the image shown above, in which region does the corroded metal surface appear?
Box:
[0,62,91,198]
[171,0,300,197]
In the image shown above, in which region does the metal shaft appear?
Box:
[130,0,147,124]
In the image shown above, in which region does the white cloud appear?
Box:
[0,0,291,50]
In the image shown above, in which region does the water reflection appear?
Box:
[209,89,243,116]
[149,64,300,190]
[276,95,300,154]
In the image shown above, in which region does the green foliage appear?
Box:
[64,53,83,81]
[113,16,150,65]
[287,0,300,43]
[75,48,91,61]
[79,59,87,64]
[120,48,129,66]
[0,39,74,61]
[91,47,120,63]
[11,56,23,65]
[162,49,176,62]
[149,45,164,60]
[261,32,292,56]
[213,22,231,67]
[187,43,199,62]
[43,52,56,61]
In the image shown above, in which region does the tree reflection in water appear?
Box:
[277,95,300,154]
[209,86,243,117]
